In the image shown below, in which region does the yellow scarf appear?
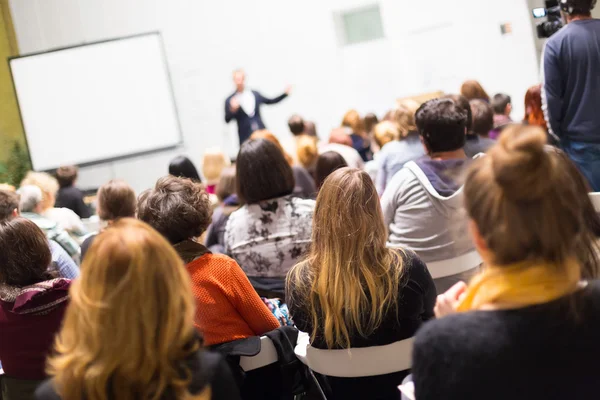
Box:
[457,259,581,312]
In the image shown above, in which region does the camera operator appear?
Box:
[543,0,600,190]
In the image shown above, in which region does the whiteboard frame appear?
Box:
[8,32,183,171]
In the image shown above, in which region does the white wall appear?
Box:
[9,0,540,193]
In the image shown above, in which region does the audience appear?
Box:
[314,151,348,190]
[38,218,240,400]
[320,128,365,169]
[381,98,476,292]
[412,125,600,400]
[138,176,279,346]
[169,155,202,182]
[0,218,71,399]
[287,168,436,400]
[342,109,373,162]
[17,185,80,261]
[54,166,91,219]
[460,79,490,102]
[80,179,136,261]
[205,167,239,254]
[251,129,316,199]
[464,99,496,157]
[0,189,79,279]
[490,93,513,139]
[375,104,426,196]
[225,139,315,297]
[21,172,86,238]
[202,149,230,195]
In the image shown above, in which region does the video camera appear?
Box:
[532,0,564,39]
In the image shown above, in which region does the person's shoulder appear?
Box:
[190,350,241,400]
[288,196,316,210]
[385,163,420,192]
[34,379,61,400]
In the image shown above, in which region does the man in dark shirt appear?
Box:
[224,69,291,146]
[54,166,91,218]
[543,0,600,190]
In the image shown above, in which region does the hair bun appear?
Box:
[491,126,551,202]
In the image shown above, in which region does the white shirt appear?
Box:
[236,89,256,117]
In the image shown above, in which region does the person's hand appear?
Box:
[285,85,292,95]
[434,281,468,318]
[229,97,240,113]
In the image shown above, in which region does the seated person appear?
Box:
[38,219,240,400]
[0,218,71,399]
[412,125,600,400]
[0,189,79,278]
[17,185,80,261]
[54,166,91,219]
[169,155,202,182]
[464,99,496,157]
[489,93,513,139]
[381,98,477,292]
[287,168,436,400]
[341,109,373,162]
[205,167,239,254]
[20,172,86,238]
[138,176,279,346]
[319,128,365,170]
[202,149,230,195]
[225,139,315,297]
[315,151,348,190]
[80,179,137,261]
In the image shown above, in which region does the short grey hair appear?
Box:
[17,185,43,213]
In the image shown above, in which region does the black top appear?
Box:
[412,280,600,400]
[80,234,96,262]
[287,251,436,400]
[35,350,240,400]
[55,186,92,219]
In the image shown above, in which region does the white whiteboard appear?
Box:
[10,33,181,171]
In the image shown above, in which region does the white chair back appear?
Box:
[239,336,278,372]
[426,250,482,279]
[589,193,600,213]
[294,332,413,378]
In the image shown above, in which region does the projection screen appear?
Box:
[10,33,181,171]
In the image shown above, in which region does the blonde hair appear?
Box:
[202,149,230,184]
[0,183,15,192]
[46,218,201,400]
[341,109,365,136]
[20,171,60,209]
[287,168,404,349]
[296,135,319,169]
[250,130,294,166]
[373,121,400,147]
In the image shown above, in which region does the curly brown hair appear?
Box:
[137,176,212,244]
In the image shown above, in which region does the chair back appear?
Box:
[239,336,278,372]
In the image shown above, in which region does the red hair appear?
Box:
[524,84,547,131]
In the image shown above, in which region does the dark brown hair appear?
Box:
[464,125,597,278]
[0,218,53,286]
[0,190,19,221]
[443,94,473,132]
[460,80,490,102]
[415,98,467,153]
[216,167,236,202]
[470,99,494,137]
[288,114,305,136]
[137,176,212,244]
[97,180,137,221]
[315,151,348,190]
[55,166,78,188]
[236,139,295,204]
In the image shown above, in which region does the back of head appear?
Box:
[491,93,512,115]
[55,166,78,189]
[97,180,136,221]
[373,121,400,148]
[304,121,318,137]
[416,98,468,154]
[388,104,417,138]
[250,129,293,165]
[215,166,237,202]
[460,80,490,102]
[465,125,586,267]
[341,109,365,135]
[0,190,19,220]
[328,128,353,147]
[202,149,230,184]
[296,135,319,169]
[47,218,198,400]
[236,139,295,204]
[138,176,211,244]
[21,171,60,209]
[443,94,473,132]
[0,217,52,286]
[524,84,547,130]
[288,114,305,136]
[363,113,379,134]
[291,168,402,348]
[17,185,43,213]
[168,156,201,182]
[470,99,494,137]
[315,151,348,190]
[562,0,597,15]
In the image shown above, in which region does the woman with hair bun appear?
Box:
[411,125,600,400]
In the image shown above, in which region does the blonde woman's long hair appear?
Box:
[46,218,202,400]
[287,168,404,349]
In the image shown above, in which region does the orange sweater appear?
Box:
[186,253,280,346]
